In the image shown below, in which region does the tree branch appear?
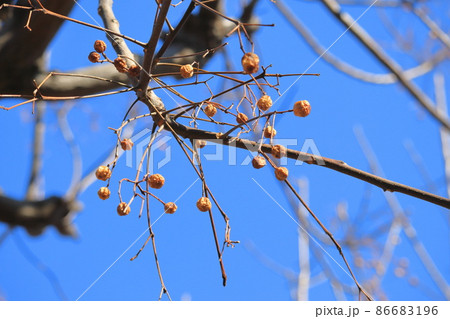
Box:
[319,0,450,131]
[275,0,447,85]
[0,195,76,237]
[165,115,450,209]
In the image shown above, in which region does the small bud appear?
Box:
[97,187,111,200]
[88,51,101,63]
[95,165,111,181]
[263,126,277,138]
[180,64,194,78]
[94,40,107,53]
[147,173,165,189]
[293,100,311,117]
[271,144,286,159]
[114,57,128,73]
[164,202,177,214]
[241,52,259,74]
[236,112,248,124]
[257,95,272,112]
[117,202,131,216]
[204,103,217,117]
[196,197,212,212]
[120,138,134,151]
[252,156,266,169]
[128,65,140,77]
[275,167,289,181]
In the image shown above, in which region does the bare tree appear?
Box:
[0,0,448,300]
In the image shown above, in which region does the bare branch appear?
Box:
[413,7,450,51]
[274,0,447,84]
[0,195,76,237]
[319,0,450,131]
[355,126,450,300]
[166,115,450,209]
[0,0,75,88]
[25,102,45,200]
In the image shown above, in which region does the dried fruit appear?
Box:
[236,112,248,124]
[204,103,217,117]
[120,138,134,151]
[180,64,194,78]
[147,173,165,189]
[95,165,111,181]
[252,156,266,169]
[257,95,272,112]
[293,100,311,117]
[275,167,289,181]
[241,52,259,74]
[164,202,177,214]
[117,202,131,216]
[114,57,128,73]
[263,126,277,138]
[196,197,212,212]
[94,40,107,53]
[88,51,101,63]
[97,187,111,200]
[271,144,286,159]
[128,65,140,77]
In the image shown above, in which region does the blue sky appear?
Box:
[0,0,449,301]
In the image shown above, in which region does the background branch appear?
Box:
[319,0,450,131]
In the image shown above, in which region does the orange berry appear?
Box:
[164,202,177,214]
[241,52,259,74]
[94,40,107,53]
[97,187,111,200]
[196,197,212,212]
[117,202,131,216]
[180,64,194,78]
[252,156,266,169]
[275,167,289,181]
[147,173,165,189]
[120,138,134,151]
[257,95,272,112]
[204,103,217,117]
[236,112,248,124]
[88,51,101,63]
[95,165,111,181]
[271,144,286,159]
[293,100,311,117]
[263,126,277,138]
[114,57,128,73]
